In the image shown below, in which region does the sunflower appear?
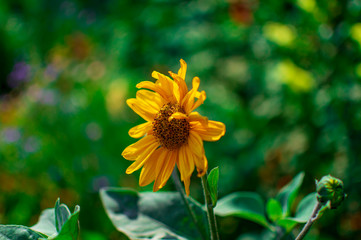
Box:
[122,59,225,195]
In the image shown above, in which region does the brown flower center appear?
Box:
[153,103,190,150]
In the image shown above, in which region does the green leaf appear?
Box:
[0,225,47,240]
[266,198,283,222]
[207,167,219,207]
[51,205,80,240]
[54,198,71,233]
[277,192,317,232]
[276,172,305,216]
[100,187,208,240]
[293,192,317,222]
[214,192,272,230]
[31,200,80,240]
[31,209,57,237]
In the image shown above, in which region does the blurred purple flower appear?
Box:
[7,62,31,88]
[2,127,21,143]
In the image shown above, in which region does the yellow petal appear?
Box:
[169,71,187,102]
[136,81,169,101]
[190,91,206,112]
[168,112,188,121]
[191,120,226,142]
[125,139,159,174]
[153,149,176,191]
[187,131,204,159]
[178,59,187,80]
[189,112,208,126]
[126,98,157,122]
[136,90,166,110]
[151,72,178,103]
[139,148,162,186]
[177,145,195,181]
[182,77,206,113]
[183,177,191,196]
[128,122,152,138]
[194,154,208,177]
[122,135,156,160]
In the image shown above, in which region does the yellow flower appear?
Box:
[122,59,226,195]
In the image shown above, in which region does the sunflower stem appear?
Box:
[201,174,219,240]
[172,169,206,240]
[295,201,323,240]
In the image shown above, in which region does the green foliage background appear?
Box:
[1,0,360,239]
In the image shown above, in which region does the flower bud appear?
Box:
[316,175,345,209]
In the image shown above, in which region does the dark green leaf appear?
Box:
[52,205,80,240]
[207,167,219,207]
[276,172,305,216]
[0,225,47,240]
[266,198,283,222]
[214,192,272,230]
[100,187,208,240]
[55,198,71,233]
[31,200,80,240]
[277,192,317,232]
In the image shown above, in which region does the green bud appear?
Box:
[316,175,345,209]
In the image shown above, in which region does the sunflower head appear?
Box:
[122,59,226,195]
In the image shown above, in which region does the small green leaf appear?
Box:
[0,225,47,240]
[214,192,272,230]
[266,198,283,222]
[31,199,80,240]
[51,205,80,240]
[100,187,208,240]
[293,192,317,222]
[207,167,219,207]
[276,172,305,216]
[55,198,72,233]
[277,192,318,232]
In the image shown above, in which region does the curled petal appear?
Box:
[183,177,191,196]
[194,155,208,177]
[189,112,208,126]
[136,81,169,101]
[191,120,226,142]
[169,112,188,121]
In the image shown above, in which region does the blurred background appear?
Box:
[1,0,361,239]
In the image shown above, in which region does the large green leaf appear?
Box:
[276,172,305,216]
[100,187,208,240]
[31,209,57,237]
[0,225,46,240]
[207,167,219,207]
[214,192,272,230]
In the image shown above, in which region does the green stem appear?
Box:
[201,174,219,240]
[295,202,322,240]
[172,169,206,240]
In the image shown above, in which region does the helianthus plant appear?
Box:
[121,59,225,239]
[122,59,225,196]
